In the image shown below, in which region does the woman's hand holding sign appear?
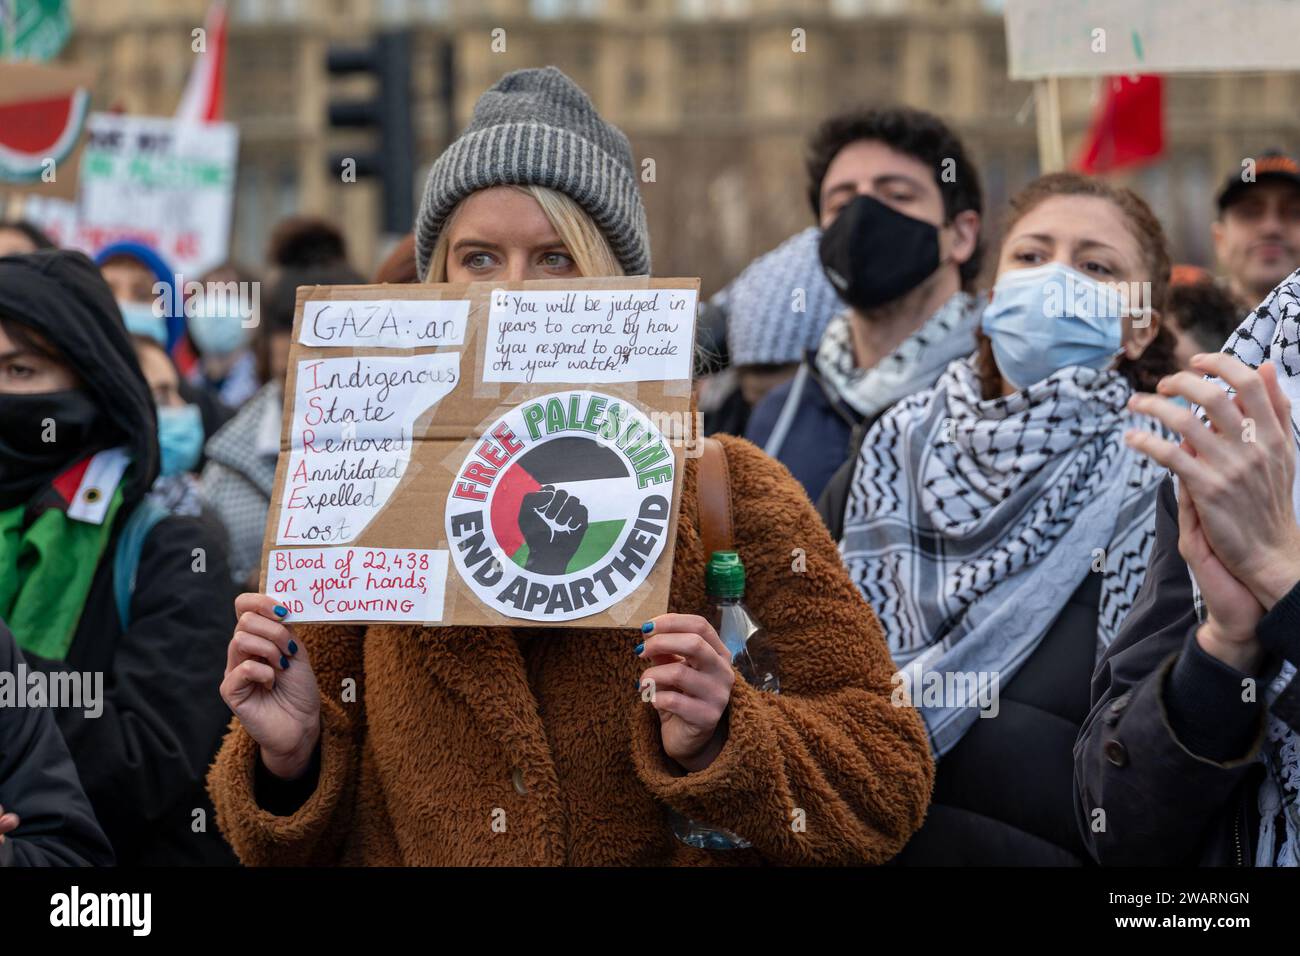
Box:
[637,614,735,773]
[220,594,322,781]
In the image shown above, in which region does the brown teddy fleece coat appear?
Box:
[207,433,934,865]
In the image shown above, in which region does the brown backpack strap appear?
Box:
[697,436,734,559]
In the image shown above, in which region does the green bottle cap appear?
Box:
[706,550,745,598]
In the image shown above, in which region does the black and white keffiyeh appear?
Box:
[813,291,982,422]
[1194,267,1300,866]
[839,356,1167,757]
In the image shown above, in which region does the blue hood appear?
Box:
[94,241,185,352]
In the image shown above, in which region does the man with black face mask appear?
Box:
[0,250,238,866]
[745,106,984,511]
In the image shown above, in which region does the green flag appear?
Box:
[0,0,71,62]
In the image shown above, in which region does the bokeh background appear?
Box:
[59,0,1300,291]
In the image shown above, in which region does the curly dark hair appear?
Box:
[805,105,984,289]
[266,216,350,270]
[974,171,1177,399]
[1166,278,1242,354]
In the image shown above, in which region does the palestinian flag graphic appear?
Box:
[490,435,628,575]
[447,388,677,622]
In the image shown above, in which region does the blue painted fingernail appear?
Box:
[633,642,644,655]
[288,640,298,655]
[280,655,290,669]
[635,679,644,690]
[641,621,654,634]
[273,605,288,618]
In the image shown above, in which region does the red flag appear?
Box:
[175,1,227,123]
[1074,75,1164,175]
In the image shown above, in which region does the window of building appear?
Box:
[233,0,263,21]
[626,67,646,104]
[930,57,950,104]
[532,0,604,16]
[831,0,907,13]
[680,0,750,17]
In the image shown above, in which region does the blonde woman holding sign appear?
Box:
[208,67,932,865]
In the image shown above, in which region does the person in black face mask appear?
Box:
[0,250,238,866]
[745,106,984,511]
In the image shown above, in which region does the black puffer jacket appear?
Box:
[0,251,239,865]
[819,429,1099,865]
[1074,477,1292,867]
[0,625,113,866]
[22,507,239,866]
[890,571,1100,866]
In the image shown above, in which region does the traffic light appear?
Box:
[326,31,414,235]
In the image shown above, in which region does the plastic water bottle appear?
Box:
[669,550,779,850]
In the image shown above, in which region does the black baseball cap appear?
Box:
[1217,149,1300,212]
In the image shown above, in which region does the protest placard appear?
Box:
[1005,0,1300,79]
[0,61,91,202]
[69,112,238,275]
[261,277,700,629]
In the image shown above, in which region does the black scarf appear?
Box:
[0,251,158,510]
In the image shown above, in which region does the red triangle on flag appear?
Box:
[51,455,93,505]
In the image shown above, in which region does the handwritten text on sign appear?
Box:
[266,547,449,622]
[299,299,470,349]
[484,288,697,384]
[276,353,460,545]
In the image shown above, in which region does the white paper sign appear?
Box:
[299,299,470,349]
[1005,0,1300,79]
[276,352,460,545]
[266,546,449,622]
[71,113,239,276]
[484,288,697,384]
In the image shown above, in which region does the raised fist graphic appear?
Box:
[519,484,588,575]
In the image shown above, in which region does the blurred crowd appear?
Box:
[2,62,1300,869]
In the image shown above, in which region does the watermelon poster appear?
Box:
[0,61,91,201]
[260,277,699,629]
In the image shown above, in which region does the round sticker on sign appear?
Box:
[445,390,676,622]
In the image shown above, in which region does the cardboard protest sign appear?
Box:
[260,277,700,630]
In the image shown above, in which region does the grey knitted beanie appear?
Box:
[414,66,650,281]
[713,227,839,367]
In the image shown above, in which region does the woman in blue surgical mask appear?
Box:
[822,172,1179,866]
[184,262,261,409]
[130,335,207,516]
[97,244,177,348]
